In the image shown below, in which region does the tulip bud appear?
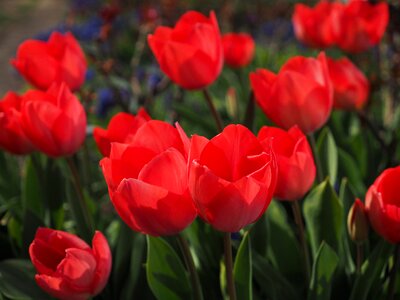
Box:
[347,198,369,244]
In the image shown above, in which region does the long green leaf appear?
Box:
[349,240,393,300]
[146,236,192,300]
[234,232,252,300]
[316,128,338,185]
[308,242,339,300]
[0,259,52,300]
[303,179,344,256]
[252,252,299,300]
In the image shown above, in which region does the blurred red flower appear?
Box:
[222,32,255,68]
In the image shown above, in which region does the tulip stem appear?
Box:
[308,133,323,183]
[356,244,363,274]
[292,201,311,283]
[66,156,94,240]
[202,88,224,132]
[177,235,203,300]
[223,232,237,300]
[387,244,400,300]
[243,91,255,131]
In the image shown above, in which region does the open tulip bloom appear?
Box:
[29,228,111,300]
[2,3,400,300]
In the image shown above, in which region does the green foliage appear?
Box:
[146,236,192,300]
[234,232,252,300]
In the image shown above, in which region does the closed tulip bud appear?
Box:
[366,166,400,244]
[12,32,87,91]
[148,11,223,90]
[347,198,369,244]
[250,52,333,134]
[0,92,35,154]
[188,124,278,232]
[93,108,151,157]
[29,228,112,300]
[326,56,369,111]
[222,33,255,68]
[21,83,87,157]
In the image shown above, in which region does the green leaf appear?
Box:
[338,178,356,276]
[183,220,222,300]
[120,233,146,300]
[234,232,252,300]
[349,240,393,300]
[0,259,52,300]
[252,252,299,300]
[303,179,344,256]
[146,236,192,300]
[308,242,339,300]
[21,157,45,220]
[265,201,302,278]
[338,149,366,196]
[316,128,338,185]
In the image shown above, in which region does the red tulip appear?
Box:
[188,124,277,232]
[222,33,255,68]
[250,52,333,134]
[100,120,196,236]
[148,11,223,90]
[29,228,112,300]
[258,125,315,201]
[93,108,151,157]
[21,83,87,157]
[326,56,369,110]
[0,92,35,154]
[12,32,87,91]
[292,1,341,48]
[334,1,389,53]
[365,166,400,244]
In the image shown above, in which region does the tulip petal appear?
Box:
[35,274,89,300]
[138,148,187,195]
[56,248,97,289]
[115,178,196,236]
[91,231,112,295]
[132,120,184,154]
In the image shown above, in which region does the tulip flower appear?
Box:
[21,83,87,157]
[292,1,340,48]
[0,92,35,154]
[12,31,87,91]
[326,56,369,110]
[250,52,333,134]
[93,108,151,157]
[100,120,196,236]
[222,32,255,68]
[148,11,223,90]
[29,228,112,300]
[334,0,389,53]
[258,125,315,201]
[365,166,400,244]
[188,124,277,232]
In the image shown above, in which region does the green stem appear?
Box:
[243,91,255,131]
[66,156,94,238]
[177,235,203,300]
[308,133,323,183]
[202,88,223,132]
[387,244,400,300]
[223,232,237,300]
[356,244,363,274]
[292,201,311,283]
